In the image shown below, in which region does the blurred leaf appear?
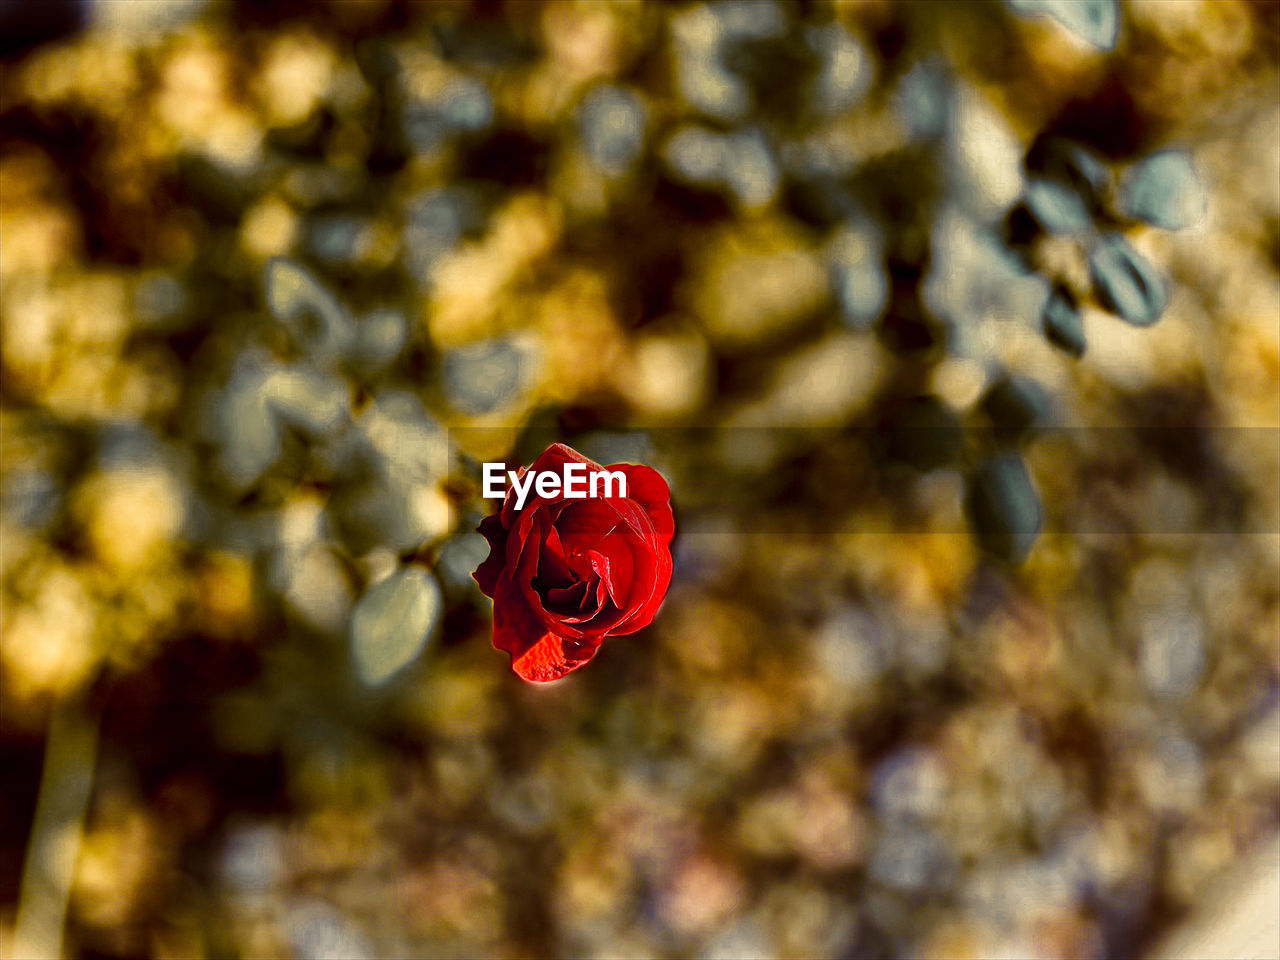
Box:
[350,310,407,375]
[442,339,532,416]
[284,544,354,636]
[979,373,1053,443]
[2,468,60,529]
[579,85,648,174]
[721,128,779,207]
[402,76,493,153]
[306,212,373,267]
[833,257,888,330]
[805,21,870,116]
[826,223,888,330]
[334,392,451,552]
[896,59,950,141]
[218,357,282,489]
[435,531,490,599]
[1042,287,1086,357]
[328,473,438,555]
[285,898,375,960]
[357,390,447,485]
[925,209,1048,331]
[350,567,441,687]
[263,367,350,436]
[1023,178,1092,234]
[715,0,788,41]
[1121,151,1206,230]
[663,125,729,186]
[670,5,753,121]
[220,824,285,893]
[265,258,356,363]
[966,455,1042,563]
[1024,137,1111,211]
[947,83,1023,220]
[1008,0,1118,50]
[1090,233,1167,326]
[403,188,486,280]
[663,125,779,206]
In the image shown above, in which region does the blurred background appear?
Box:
[1,0,1277,957]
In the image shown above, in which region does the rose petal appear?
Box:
[506,505,540,565]
[545,572,608,626]
[510,633,602,682]
[516,509,599,639]
[622,551,672,633]
[541,580,610,631]
[578,573,602,613]
[537,525,574,588]
[590,538,633,608]
[604,494,658,545]
[587,549,614,605]
[558,510,654,634]
[613,463,675,543]
[500,442,601,527]
[594,575,611,616]
[608,521,672,637]
[514,511,557,619]
[555,498,627,556]
[544,580,589,612]
[473,514,508,599]
[492,569,554,662]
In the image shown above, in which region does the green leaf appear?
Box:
[350,567,441,687]
[1008,0,1118,51]
[1089,234,1167,327]
[966,456,1042,563]
[979,374,1053,443]
[263,367,350,436]
[264,259,355,363]
[1024,179,1091,234]
[1024,138,1111,211]
[1042,287,1086,357]
[1121,151,1206,230]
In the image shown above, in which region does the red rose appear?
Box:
[473,442,675,682]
